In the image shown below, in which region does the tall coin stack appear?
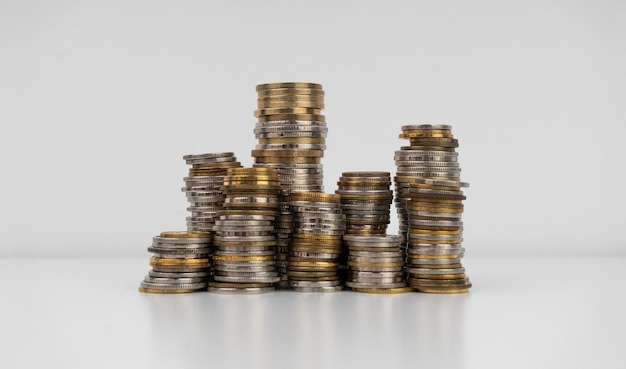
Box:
[288,192,345,292]
[252,82,328,288]
[208,167,281,294]
[394,124,471,293]
[183,152,242,233]
[138,231,212,293]
[344,235,410,294]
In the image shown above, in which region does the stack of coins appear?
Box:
[208,167,281,294]
[393,125,460,252]
[288,192,345,292]
[138,231,212,293]
[182,152,242,233]
[406,178,471,293]
[344,235,411,294]
[336,172,393,235]
[252,82,328,287]
[393,124,471,293]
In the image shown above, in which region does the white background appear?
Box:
[1,0,624,257]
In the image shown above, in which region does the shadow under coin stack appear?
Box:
[208,167,281,294]
[344,235,411,294]
[394,124,471,293]
[138,231,212,293]
[288,192,345,292]
[252,82,327,288]
[183,152,242,233]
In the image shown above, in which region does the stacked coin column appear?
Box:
[394,124,461,248]
[287,192,345,292]
[406,179,471,293]
[335,171,394,283]
[183,152,242,233]
[252,82,327,289]
[393,124,471,293]
[138,231,212,293]
[209,167,281,294]
[344,235,409,293]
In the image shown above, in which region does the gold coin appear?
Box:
[337,194,393,200]
[410,273,466,279]
[225,174,279,179]
[409,254,460,259]
[213,255,275,262]
[160,231,211,239]
[251,149,324,158]
[292,233,343,240]
[255,108,322,116]
[138,287,200,294]
[227,167,278,174]
[400,129,452,137]
[258,137,326,144]
[352,287,414,294]
[258,101,324,109]
[407,205,464,213]
[289,192,341,203]
[413,263,463,269]
[409,198,463,205]
[409,183,461,191]
[258,95,325,102]
[256,82,323,91]
[150,257,210,265]
[415,287,470,294]
[257,114,325,122]
[257,88,324,97]
[410,229,462,235]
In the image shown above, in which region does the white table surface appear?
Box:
[1,256,624,369]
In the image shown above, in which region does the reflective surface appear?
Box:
[0,257,624,369]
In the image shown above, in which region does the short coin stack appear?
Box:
[336,172,393,235]
[288,192,345,292]
[252,82,328,287]
[344,235,410,294]
[182,152,242,233]
[208,167,281,294]
[393,124,471,293]
[138,231,212,293]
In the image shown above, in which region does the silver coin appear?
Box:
[407,267,465,275]
[409,219,463,227]
[401,124,452,131]
[144,276,206,284]
[213,235,276,242]
[151,266,209,273]
[349,266,403,272]
[218,214,275,221]
[152,236,211,245]
[207,286,274,294]
[348,251,403,258]
[291,286,343,293]
[214,275,281,283]
[289,280,342,288]
[255,132,327,139]
[148,271,210,278]
[288,251,338,259]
